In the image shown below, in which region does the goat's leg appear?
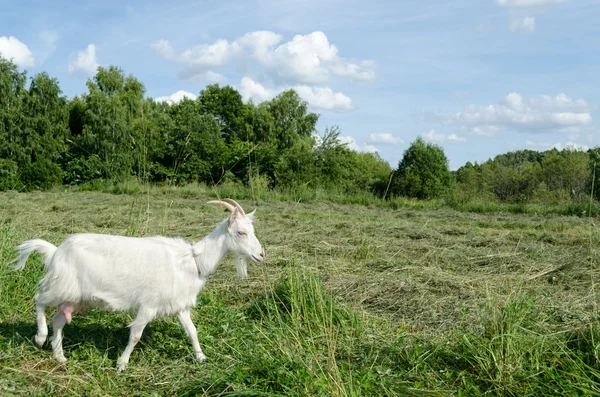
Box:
[116,308,154,372]
[177,309,207,362]
[50,311,68,363]
[33,295,48,349]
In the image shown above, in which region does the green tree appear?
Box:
[541,147,589,201]
[66,66,146,183]
[198,84,248,142]
[0,57,27,189]
[157,98,226,184]
[20,72,69,189]
[392,137,452,199]
[0,59,68,190]
[588,147,600,200]
[274,135,318,189]
[267,90,319,150]
[314,126,349,188]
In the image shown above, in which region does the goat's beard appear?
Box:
[235,255,248,278]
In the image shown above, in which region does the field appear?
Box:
[1,186,600,396]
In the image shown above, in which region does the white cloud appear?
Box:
[0,36,34,66]
[497,0,569,7]
[150,39,176,60]
[422,129,467,144]
[332,59,377,83]
[151,30,376,84]
[203,71,227,83]
[237,31,284,61]
[180,39,235,68]
[510,16,535,33]
[237,77,352,111]
[447,134,468,143]
[292,85,352,111]
[427,92,592,135]
[369,133,404,145]
[269,31,337,84]
[154,90,197,104]
[362,144,379,153]
[239,77,276,103]
[338,135,378,153]
[68,44,100,77]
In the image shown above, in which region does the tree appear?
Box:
[20,72,69,189]
[541,147,589,201]
[66,66,146,183]
[392,137,452,199]
[274,135,318,189]
[0,58,68,190]
[588,147,600,200]
[198,84,247,142]
[267,90,319,150]
[0,57,27,189]
[156,98,226,184]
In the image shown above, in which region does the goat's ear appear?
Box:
[228,207,240,227]
[247,209,256,220]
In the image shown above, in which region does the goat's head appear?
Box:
[208,199,264,277]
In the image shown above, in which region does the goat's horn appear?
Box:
[207,200,236,213]
[221,199,245,216]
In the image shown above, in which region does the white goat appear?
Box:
[12,199,264,371]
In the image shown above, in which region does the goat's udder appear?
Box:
[58,302,85,324]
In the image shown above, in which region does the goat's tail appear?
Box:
[11,239,57,270]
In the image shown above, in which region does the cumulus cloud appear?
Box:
[0,36,34,66]
[426,92,592,135]
[154,90,197,104]
[239,77,276,103]
[68,44,100,77]
[292,85,352,111]
[338,135,378,153]
[237,77,352,111]
[150,39,176,60]
[369,133,404,145]
[510,16,536,32]
[497,0,569,7]
[422,129,467,144]
[151,31,376,84]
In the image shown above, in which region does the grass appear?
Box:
[1,187,600,395]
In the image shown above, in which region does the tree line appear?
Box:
[0,57,391,194]
[391,137,600,204]
[1,56,598,206]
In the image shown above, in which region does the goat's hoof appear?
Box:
[196,354,207,363]
[33,335,47,349]
[117,363,128,372]
[54,355,67,363]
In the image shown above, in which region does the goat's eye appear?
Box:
[237,231,247,237]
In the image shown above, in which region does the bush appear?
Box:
[20,159,63,191]
[392,137,452,199]
[0,159,19,191]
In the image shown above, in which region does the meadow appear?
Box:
[1,185,600,396]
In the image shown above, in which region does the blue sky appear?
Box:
[2,0,599,169]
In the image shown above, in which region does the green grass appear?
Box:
[63,178,600,217]
[1,188,600,395]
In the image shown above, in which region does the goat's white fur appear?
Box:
[11,199,264,371]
